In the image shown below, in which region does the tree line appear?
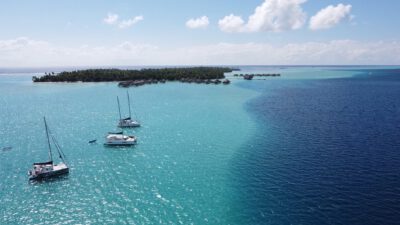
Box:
[32,67,233,82]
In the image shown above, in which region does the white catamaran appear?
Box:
[28,117,69,180]
[104,131,137,146]
[117,91,140,128]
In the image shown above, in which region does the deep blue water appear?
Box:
[232,69,400,224]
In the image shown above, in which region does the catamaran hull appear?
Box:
[104,134,137,146]
[29,168,69,180]
[104,142,136,146]
[118,124,141,128]
[118,122,141,128]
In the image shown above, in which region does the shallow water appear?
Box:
[0,75,257,224]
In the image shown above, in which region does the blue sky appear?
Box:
[0,0,399,66]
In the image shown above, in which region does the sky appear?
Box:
[0,0,399,67]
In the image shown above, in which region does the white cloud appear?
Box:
[219,0,307,33]
[1,37,400,67]
[103,13,143,29]
[103,13,119,25]
[246,0,307,32]
[309,4,352,30]
[118,16,144,29]
[186,16,210,29]
[218,14,245,32]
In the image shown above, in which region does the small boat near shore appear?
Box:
[243,74,254,80]
[28,117,69,180]
[104,131,137,146]
[223,79,230,84]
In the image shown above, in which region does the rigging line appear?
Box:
[50,134,62,157]
[56,138,67,161]
[46,124,68,164]
[50,133,68,163]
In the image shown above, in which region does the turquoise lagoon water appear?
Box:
[0,73,258,224]
[1,66,400,224]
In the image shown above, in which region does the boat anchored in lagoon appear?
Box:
[104,131,137,146]
[117,91,140,128]
[28,117,69,180]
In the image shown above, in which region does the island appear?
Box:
[32,67,233,86]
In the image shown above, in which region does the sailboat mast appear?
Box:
[44,117,53,162]
[127,91,132,118]
[117,96,122,121]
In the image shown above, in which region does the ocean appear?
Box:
[0,66,399,224]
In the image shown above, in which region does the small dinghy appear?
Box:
[88,139,97,144]
[1,146,12,152]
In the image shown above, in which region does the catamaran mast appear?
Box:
[127,91,132,118]
[44,117,53,162]
[117,96,122,121]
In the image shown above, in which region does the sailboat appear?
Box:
[117,91,141,128]
[28,117,69,180]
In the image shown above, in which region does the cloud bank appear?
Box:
[1,37,399,67]
[219,0,307,32]
[310,4,352,30]
[186,16,209,29]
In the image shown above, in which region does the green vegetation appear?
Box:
[32,67,232,82]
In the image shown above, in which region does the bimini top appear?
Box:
[122,117,131,120]
[33,161,53,165]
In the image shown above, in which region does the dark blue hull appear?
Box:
[29,168,69,180]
